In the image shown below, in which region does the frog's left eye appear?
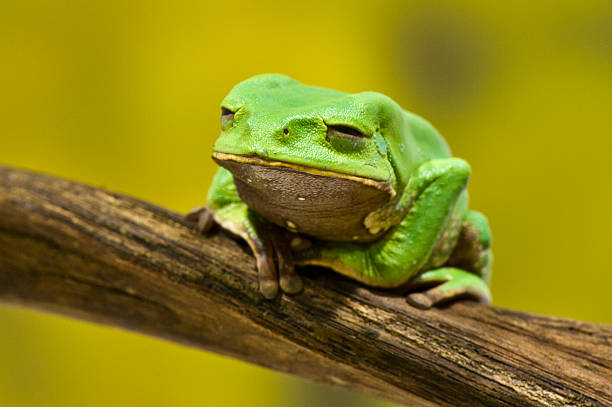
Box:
[221,107,235,126]
[326,124,367,141]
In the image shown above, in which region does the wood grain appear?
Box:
[0,165,610,407]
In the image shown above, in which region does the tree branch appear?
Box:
[0,165,610,407]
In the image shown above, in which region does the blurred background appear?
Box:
[1,0,611,406]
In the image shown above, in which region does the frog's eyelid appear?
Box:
[221,107,235,117]
[326,124,368,140]
[221,107,235,129]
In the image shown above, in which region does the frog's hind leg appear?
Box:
[406,210,492,309]
[405,267,491,309]
[447,210,492,284]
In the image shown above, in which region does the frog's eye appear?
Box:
[326,124,367,141]
[221,107,234,130]
[221,107,235,128]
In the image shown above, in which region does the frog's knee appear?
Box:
[447,210,492,278]
[463,210,491,250]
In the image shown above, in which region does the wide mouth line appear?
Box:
[212,151,395,197]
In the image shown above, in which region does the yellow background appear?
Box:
[1,1,610,406]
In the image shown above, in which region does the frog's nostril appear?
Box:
[283,128,289,135]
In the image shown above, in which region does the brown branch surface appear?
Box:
[0,165,611,407]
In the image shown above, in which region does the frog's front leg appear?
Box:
[188,203,303,299]
[187,168,303,299]
[247,213,304,298]
[185,206,214,233]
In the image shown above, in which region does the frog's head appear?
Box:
[212,74,420,242]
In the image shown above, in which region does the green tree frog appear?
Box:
[188,74,492,309]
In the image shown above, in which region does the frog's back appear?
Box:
[403,110,452,161]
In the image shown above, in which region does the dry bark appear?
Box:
[0,165,610,407]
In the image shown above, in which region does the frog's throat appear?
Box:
[212,151,396,198]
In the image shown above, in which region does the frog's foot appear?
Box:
[250,220,303,299]
[405,267,491,309]
[185,206,215,233]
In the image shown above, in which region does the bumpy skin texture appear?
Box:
[195,74,492,308]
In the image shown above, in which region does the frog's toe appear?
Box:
[405,267,491,309]
[279,267,303,294]
[252,220,303,299]
[252,238,279,299]
[185,206,215,234]
[405,292,435,309]
[260,279,279,299]
[273,227,303,295]
[289,236,312,251]
[276,241,303,295]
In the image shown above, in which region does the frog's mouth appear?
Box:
[212,151,394,242]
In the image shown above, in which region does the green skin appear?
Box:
[195,74,492,309]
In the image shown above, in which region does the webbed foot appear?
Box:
[405,267,491,309]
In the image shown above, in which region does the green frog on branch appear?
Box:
[188,74,492,309]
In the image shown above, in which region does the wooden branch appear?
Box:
[0,165,610,407]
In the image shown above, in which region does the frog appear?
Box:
[187,74,492,309]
